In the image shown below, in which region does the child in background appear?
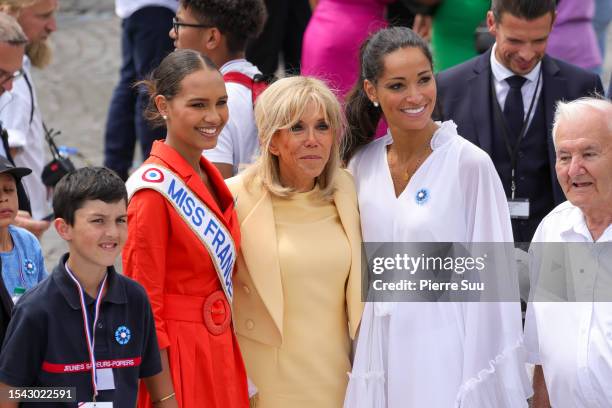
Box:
[0,156,46,301]
[172,0,267,178]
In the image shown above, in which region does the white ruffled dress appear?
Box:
[345,121,532,408]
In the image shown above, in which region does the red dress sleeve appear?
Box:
[123,189,171,349]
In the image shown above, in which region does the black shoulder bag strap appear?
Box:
[23,72,35,125]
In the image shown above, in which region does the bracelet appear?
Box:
[153,392,175,404]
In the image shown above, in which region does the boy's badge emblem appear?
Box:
[115,326,131,345]
[142,168,164,183]
[23,259,36,275]
[415,188,430,205]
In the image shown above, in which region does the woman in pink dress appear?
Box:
[302,0,392,100]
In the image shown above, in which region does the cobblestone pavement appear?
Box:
[60,0,114,14]
[32,6,612,270]
[36,8,122,270]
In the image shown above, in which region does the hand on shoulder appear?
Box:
[12,211,50,240]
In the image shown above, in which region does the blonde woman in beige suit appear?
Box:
[227,76,363,408]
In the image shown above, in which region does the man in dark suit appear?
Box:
[437,0,603,242]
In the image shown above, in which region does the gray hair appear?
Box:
[552,96,612,149]
[0,12,27,45]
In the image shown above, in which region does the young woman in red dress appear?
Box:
[123,49,249,408]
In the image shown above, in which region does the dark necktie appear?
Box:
[503,75,527,141]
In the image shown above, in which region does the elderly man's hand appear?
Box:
[13,210,50,239]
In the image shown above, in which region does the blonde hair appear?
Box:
[26,39,51,68]
[0,0,37,16]
[247,76,344,199]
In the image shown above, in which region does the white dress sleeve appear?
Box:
[344,301,394,408]
[455,145,532,407]
[459,145,513,242]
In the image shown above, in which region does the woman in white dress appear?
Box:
[342,27,531,408]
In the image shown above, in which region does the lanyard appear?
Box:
[491,70,542,199]
[16,250,27,289]
[65,263,108,401]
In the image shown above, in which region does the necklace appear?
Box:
[403,150,429,181]
[389,143,432,183]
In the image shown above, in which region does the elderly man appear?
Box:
[0,11,28,349]
[0,0,57,228]
[524,97,612,407]
[0,12,46,226]
[0,12,25,99]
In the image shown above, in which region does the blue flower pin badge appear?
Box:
[415,188,430,205]
[115,326,131,345]
[23,259,36,275]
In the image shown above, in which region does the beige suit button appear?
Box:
[246,319,255,330]
[243,285,251,294]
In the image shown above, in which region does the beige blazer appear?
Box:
[227,169,363,347]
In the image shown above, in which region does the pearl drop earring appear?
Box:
[373,101,379,108]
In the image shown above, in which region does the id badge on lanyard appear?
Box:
[491,71,541,220]
[65,264,116,406]
[508,169,530,219]
[508,198,530,219]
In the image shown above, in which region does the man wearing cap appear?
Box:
[524,97,612,407]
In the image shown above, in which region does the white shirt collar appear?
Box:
[490,43,541,84]
[559,203,612,242]
[219,58,248,73]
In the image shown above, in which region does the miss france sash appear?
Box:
[126,164,236,303]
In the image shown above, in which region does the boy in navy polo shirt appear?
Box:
[0,167,175,407]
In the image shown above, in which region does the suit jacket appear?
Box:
[437,49,604,205]
[227,169,363,347]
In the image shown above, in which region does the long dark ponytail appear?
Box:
[342,27,433,162]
